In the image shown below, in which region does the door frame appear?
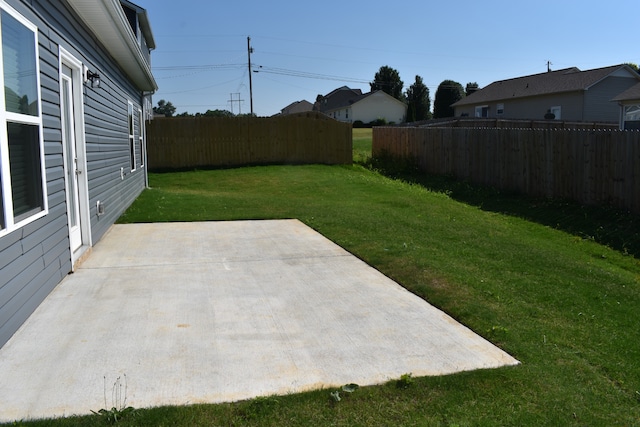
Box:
[59,47,91,267]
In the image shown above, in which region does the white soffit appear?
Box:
[66,0,157,92]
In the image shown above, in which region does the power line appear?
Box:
[153,63,245,71]
[253,65,370,84]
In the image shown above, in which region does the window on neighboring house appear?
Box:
[623,104,640,129]
[550,106,561,120]
[0,5,46,234]
[128,101,136,171]
[496,104,504,115]
[475,105,489,118]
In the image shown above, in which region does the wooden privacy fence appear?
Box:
[410,118,618,130]
[146,112,352,170]
[373,127,640,213]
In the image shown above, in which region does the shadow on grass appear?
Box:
[362,154,640,259]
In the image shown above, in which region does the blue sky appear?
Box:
[134,0,638,117]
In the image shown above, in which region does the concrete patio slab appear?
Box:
[0,220,518,422]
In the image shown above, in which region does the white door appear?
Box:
[60,56,90,264]
[61,66,82,253]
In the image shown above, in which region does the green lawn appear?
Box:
[352,127,372,164]
[9,131,640,426]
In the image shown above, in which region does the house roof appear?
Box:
[66,0,157,92]
[315,86,407,114]
[314,86,363,112]
[611,82,640,103]
[348,90,407,109]
[280,100,313,115]
[452,65,638,107]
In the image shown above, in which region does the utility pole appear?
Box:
[247,36,254,115]
[546,60,553,72]
[229,93,243,115]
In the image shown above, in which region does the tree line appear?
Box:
[153,65,475,121]
[152,100,255,118]
[370,65,478,121]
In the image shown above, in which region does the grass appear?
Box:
[7,130,640,426]
[352,128,373,164]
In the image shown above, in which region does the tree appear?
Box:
[153,99,176,117]
[201,109,234,118]
[370,66,404,101]
[465,82,480,96]
[433,80,465,119]
[625,63,639,74]
[405,75,431,122]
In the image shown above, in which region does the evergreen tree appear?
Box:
[405,75,431,122]
[433,80,465,119]
[465,82,480,96]
[370,66,405,101]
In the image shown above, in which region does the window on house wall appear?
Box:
[128,101,136,171]
[0,5,46,234]
[475,105,489,118]
[138,108,144,168]
[550,106,561,120]
[496,104,504,115]
[623,104,640,129]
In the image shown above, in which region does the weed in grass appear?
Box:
[91,375,136,424]
[396,373,414,389]
[329,383,359,403]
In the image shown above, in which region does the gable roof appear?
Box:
[280,100,313,114]
[349,90,408,109]
[453,65,638,107]
[314,86,363,112]
[612,82,640,103]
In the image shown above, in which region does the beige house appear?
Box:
[314,86,407,124]
[452,65,640,123]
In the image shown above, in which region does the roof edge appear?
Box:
[66,0,158,92]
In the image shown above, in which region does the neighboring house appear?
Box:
[452,65,640,122]
[611,82,640,129]
[314,86,407,124]
[0,0,157,348]
[279,100,313,116]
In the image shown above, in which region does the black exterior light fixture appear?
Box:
[86,70,101,88]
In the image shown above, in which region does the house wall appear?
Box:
[0,0,148,348]
[352,92,406,124]
[455,92,585,121]
[584,76,638,122]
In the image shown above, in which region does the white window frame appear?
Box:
[0,2,47,237]
[138,107,144,168]
[128,101,136,171]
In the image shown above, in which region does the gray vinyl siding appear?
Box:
[455,92,585,121]
[502,93,584,121]
[0,0,149,348]
[584,76,638,122]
